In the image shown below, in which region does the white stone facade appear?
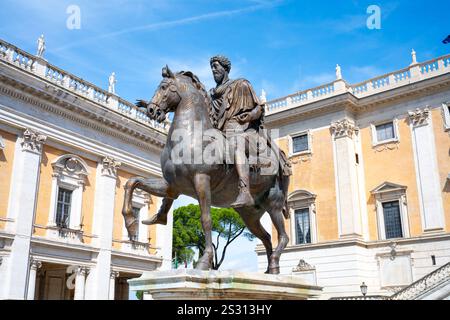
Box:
[259,52,450,300]
[0,38,173,300]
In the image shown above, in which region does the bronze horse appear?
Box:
[122,66,290,274]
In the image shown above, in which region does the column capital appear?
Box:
[101,156,121,178]
[30,258,42,271]
[76,266,90,276]
[408,107,430,127]
[330,119,359,138]
[110,270,120,279]
[21,128,47,154]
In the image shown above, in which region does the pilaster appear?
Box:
[2,128,46,299]
[408,107,445,232]
[330,119,363,239]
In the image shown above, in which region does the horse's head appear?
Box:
[141,65,208,123]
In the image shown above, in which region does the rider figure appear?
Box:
[209,55,264,208]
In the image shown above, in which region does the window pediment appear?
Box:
[52,155,89,183]
[371,182,407,195]
[288,190,317,203]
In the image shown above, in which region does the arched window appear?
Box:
[47,155,88,234]
[288,190,317,245]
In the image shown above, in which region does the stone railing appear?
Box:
[266,54,450,114]
[391,262,450,300]
[0,38,169,134]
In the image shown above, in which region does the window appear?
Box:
[295,208,311,244]
[131,207,140,241]
[292,134,308,153]
[290,131,312,156]
[371,119,399,146]
[376,122,395,142]
[56,188,73,228]
[382,201,403,239]
[47,155,88,238]
[371,182,410,240]
[288,190,317,245]
[442,103,450,130]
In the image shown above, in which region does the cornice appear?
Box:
[265,73,450,128]
[0,64,166,151]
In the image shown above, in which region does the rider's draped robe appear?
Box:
[209,78,292,177]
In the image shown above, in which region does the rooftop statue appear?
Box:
[122,56,291,274]
[36,34,45,58]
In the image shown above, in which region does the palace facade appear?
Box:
[0,38,172,300]
[257,51,450,299]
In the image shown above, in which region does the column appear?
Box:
[330,119,363,239]
[2,129,46,300]
[408,108,445,231]
[26,259,42,300]
[109,270,119,300]
[74,266,89,300]
[84,156,121,300]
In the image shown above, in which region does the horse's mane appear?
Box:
[176,71,212,116]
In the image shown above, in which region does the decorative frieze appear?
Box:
[21,129,47,153]
[77,266,90,276]
[101,156,121,178]
[330,119,359,138]
[408,107,430,127]
[30,258,42,271]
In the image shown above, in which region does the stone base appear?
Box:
[128,269,322,300]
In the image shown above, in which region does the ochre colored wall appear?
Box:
[274,127,338,245]
[432,108,450,232]
[360,117,422,240]
[33,145,97,243]
[0,130,16,230]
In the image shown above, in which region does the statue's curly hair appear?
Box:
[210,55,231,73]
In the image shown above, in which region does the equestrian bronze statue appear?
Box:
[122,56,292,274]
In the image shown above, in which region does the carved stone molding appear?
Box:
[76,266,90,276]
[30,258,42,271]
[101,156,121,178]
[292,259,315,272]
[330,119,359,138]
[408,107,430,127]
[21,128,47,153]
[110,270,120,279]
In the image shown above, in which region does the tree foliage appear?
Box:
[172,204,255,270]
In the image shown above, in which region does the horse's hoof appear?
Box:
[268,267,280,275]
[142,214,167,226]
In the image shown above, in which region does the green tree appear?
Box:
[172,204,255,270]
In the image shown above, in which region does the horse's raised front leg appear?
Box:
[193,173,214,271]
[122,177,176,240]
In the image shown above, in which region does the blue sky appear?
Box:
[1,0,449,271]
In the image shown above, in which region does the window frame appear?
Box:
[55,187,74,229]
[370,119,400,147]
[294,207,312,245]
[288,190,317,245]
[289,130,312,157]
[47,155,88,234]
[442,103,450,131]
[382,200,403,239]
[371,182,410,240]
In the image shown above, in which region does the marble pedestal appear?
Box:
[128,269,322,300]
